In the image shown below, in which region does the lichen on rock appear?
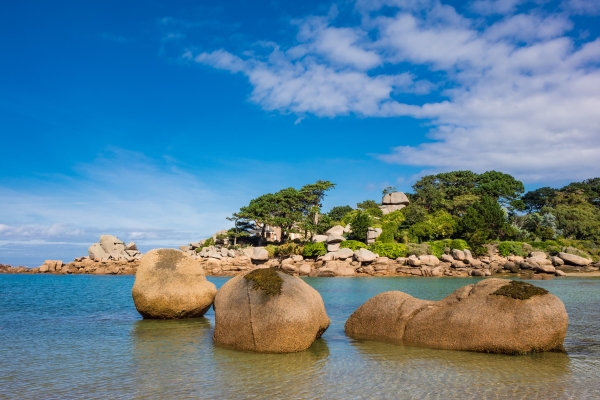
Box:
[244,268,284,296]
[491,280,548,300]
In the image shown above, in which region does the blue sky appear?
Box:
[1,0,599,266]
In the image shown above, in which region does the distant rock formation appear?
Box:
[379,192,410,215]
[88,235,142,261]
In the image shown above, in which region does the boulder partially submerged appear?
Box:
[132,249,217,319]
[345,278,567,354]
[213,268,330,353]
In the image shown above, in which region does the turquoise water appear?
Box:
[1,275,599,399]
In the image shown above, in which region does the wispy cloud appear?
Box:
[188,0,600,182]
[0,149,234,247]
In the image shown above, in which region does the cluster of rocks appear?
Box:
[193,244,599,279]
[131,249,329,352]
[379,192,410,215]
[88,235,142,262]
[503,251,595,276]
[312,225,352,247]
[15,235,143,275]
[30,258,139,275]
[131,248,567,355]
[0,263,28,274]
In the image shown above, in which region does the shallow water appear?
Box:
[1,275,599,399]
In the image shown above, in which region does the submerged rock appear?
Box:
[132,249,217,319]
[345,278,567,354]
[213,268,330,353]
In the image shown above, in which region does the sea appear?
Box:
[1,275,599,399]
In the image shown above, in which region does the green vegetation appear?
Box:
[223,171,599,259]
[265,244,278,258]
[326,205,353,222]
[492,281,548,300]
[429,239,469,257]
[497,241,525,257]
[302,242,327,257]
[233,180,335,244]
[349,211,372,243]
[244,269,284,296]
[275,242,303,257]
[368,242,407,259]
[339,240,367,251]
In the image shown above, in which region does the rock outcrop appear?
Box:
[380,192,410,215]
[88,235,142,261]
[366,228,382,245]
[132,249,217,319]
[558,252,592,266]
[345,278,568,354]
[213,268,330,352]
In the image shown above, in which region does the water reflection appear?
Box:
[211,339,331,398]
[350,338,574,398]
[131,318,214,399]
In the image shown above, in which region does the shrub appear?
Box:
[349,211,372,243]
[497,241,524,257]
[381,210,406,225]
[430,240,451,258]
[339,240,367,251]
[451,239,469,251]
[200,237,214,249]
[406,243,431,256]
[302,242,327,257]
[275,242,303,257]
[265,244,278,258]
[368,242,407,259]
[376,222,398,243]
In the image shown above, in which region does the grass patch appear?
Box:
[244,268,284,296]
[492,280,548,300]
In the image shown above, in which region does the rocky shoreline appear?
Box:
[2,244,599,278]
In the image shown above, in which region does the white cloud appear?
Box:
[190,0,600,182]
[564,0,600,15]
[0,149,235,246]
[471,0,524,15]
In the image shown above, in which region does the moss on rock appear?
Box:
[244,268,284,296]
[155,249,185,270]
[492,280,548,300]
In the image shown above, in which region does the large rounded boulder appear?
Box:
[345,278,568,354]
[213,268,330,353]
[132,249,217,319]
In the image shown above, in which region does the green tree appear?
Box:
[349,211,372,243]
[226,212,253,246]
[411,170,524,215]
[476,170,525,212]
[411,170,479,212]
[552,203,600,240]
[408,210,457,242]
[382,186,397,196]
[560,178,600,208]
[522,187,558,213]
[357,199,383,218]
[235,180,335,244]
[326,205,354,222]
[459,196,510,244]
